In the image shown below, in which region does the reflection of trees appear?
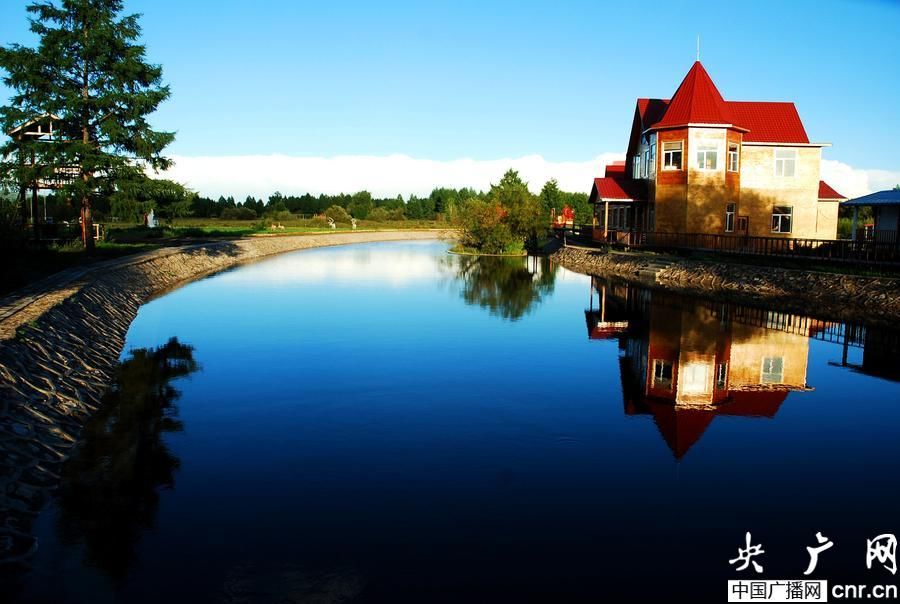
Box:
[449,255,558,320]
[55,337,198,581]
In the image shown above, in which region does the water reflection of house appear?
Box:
[586,279,815,458]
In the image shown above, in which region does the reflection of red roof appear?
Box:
[637,62,811,144]
[590,177,646,202]
[818,180,846,200]
[652,62,735,129]
[642,390,790,459]
[722,390,788,417]
[648,404,715,460]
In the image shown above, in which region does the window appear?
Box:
[682,363,710,395]
[649,141,657,175]
[696,144,718,170]
[716,363,728,390]
[610,207,629,230]
[662,141,682,170]
[725,203,736,232]
[728,144,739,172]
[761,357,784,384]
[633,156,640,179]
[771,206,793,233]
[643,148,650,177]
[652,359,673,390]
[774,148,797,177]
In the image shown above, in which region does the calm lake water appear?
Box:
[5,240,900,603]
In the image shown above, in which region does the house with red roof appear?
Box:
[590,61,846,243]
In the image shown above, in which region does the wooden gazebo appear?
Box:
[7,113,78,239]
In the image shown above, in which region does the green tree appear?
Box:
[325,204,352,224]
[539,179,562,216]
[347,190,373,219]
[456,197,513,254]
[488,169,543,248]
[0,0,174,250]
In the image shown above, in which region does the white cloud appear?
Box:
[821,159,900,200]
[157,152,899,201]
[159,152,625,199]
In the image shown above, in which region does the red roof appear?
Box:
[818,180,846,200]
[637,98,669,128]
[638,62,811,144]
[729,101,809,143]
[652,62,735,129]
[590,177,646,202]
[604,162,626,177]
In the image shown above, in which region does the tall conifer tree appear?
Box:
[0,0,173,248]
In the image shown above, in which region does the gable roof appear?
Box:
[729,101,809,143]
[818,180,846,201]
[652,61,736,129]
[589,177,646,202]
[637,98,670,129]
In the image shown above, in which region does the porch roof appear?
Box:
[842,189,900,207]
[818,180,846,201]
[589,177,646,203]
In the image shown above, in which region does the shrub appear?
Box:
[220,206,257,220]
[324,205,352,224]
[456,198,514,254]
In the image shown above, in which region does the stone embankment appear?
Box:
[552,246,900,326]
[0,230,453,564]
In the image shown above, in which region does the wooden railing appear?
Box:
[637,231,900,265]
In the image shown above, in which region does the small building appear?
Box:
[842,189,900,244]
[590,61,845,244]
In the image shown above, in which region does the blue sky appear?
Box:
[1,0,898,197]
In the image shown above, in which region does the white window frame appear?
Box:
[662,141,683,171]
[761,356,785,384]
[649,140,657,175]
[652,359,673,390]
[632,155,640,179]
[725,203,736,232]
[771,206,793,233]
[716,362,728,390]
[727,143,739,172]
[696,144,718,171]
[774,148,797,177]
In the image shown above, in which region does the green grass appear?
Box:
[449,242,527,256]
[103,218,445,244]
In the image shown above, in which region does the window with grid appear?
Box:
[728,144,739,172]
[774,148,797,177]
[771,206,792,233]
[725,203,736,232]
[696,144,718,170]
[662,141,682,170]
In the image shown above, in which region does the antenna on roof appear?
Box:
[697,35,700,61]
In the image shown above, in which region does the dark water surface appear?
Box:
[6,241,900,603]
